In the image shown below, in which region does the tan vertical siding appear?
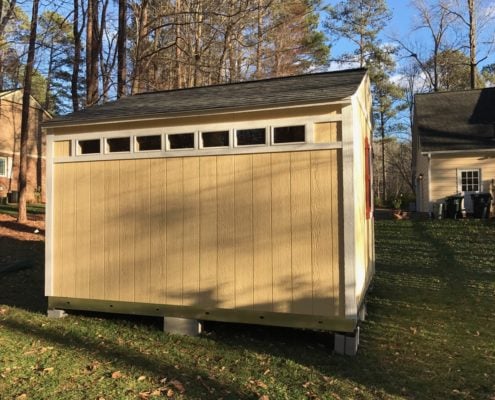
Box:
[53,149,343,317]
[54,141,71,157]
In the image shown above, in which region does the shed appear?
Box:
[44,68,374,355]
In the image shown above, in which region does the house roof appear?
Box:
[45,68,367,127]
[0,88,52,118]
[414,87,495,152]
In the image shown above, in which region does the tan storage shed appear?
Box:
[44,68,374,354]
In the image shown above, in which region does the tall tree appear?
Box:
[396,0,457,92]
[71,0,84,111]
[18,0,40,222]
[86,0,100,105]
[325,0,390,69]
[117,0,127,97]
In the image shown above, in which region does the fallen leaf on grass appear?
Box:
[137,375,147,382]
[43,367,54,374]
[0,307,8,315]
[166,388,174,397]
[170,379,185,393]
[259,396,270,400]
[111,371,122,379]
[16,395,27,400]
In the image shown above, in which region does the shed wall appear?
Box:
[52,150,344,318]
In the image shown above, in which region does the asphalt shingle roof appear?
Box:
[46,68,366,126]
[414,88,495,152]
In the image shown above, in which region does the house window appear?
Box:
[273,125,305,144]
[136,135,162,151]
[78,139,101,155]
[107,137,131,153]
[0,157,7,177]
[201,131,229,148]
[168,133,195,150]
[459,169,480,192]
[236,128,266,146]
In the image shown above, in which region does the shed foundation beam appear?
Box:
[334,326,360,356]
[163,316,203,336]
[47,309,68,319]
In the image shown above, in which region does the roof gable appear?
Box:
[46,68,367,127]
[414,87,495,152]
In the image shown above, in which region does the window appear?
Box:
[78,139,101,155]
[460,169,480,192]
[273,125,305,144]
[136,135,162,151]
[236,128,266,146]
[0,157,7,177]
[202,131,229,148]
[168,133,195,150]
[107,137,131,153]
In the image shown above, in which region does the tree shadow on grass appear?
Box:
[0,236,46,313]
[0,316,257,400]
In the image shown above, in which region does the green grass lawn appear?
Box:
[0,220,494,399]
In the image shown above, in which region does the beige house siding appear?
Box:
[430,153,495,204]
[52,150,344,318]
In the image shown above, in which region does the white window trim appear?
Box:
[166,132,197,151]
[233,127,268,148]
[270,123,309,146]
[457,168,482,193]
[76,138,103,156]
[0,156,9,178]
[134,134,163,153]
[199,129,232,150]
[105,136,132,154]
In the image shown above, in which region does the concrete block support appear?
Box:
[47,309,68,319]
[358,304,367,322]
[334,327,360,356]
[163,316,203,336]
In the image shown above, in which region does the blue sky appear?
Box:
[325,0,495,71]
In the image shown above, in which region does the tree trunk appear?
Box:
[18,0,40,222]
[380,112,386,203]
[468,0,476,89]
[72,0,81,111]
[255,0,263,79]
[117,0,127,98]
[86,0,99,106]
[175,0,182,88]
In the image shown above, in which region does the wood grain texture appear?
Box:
[199,157,218,307]
[216,155,235,309]
[166,158,184,305]
[52,149,343,318]
[252,153,273,312]
[104,161,120,300]
[119,160,135,302]
[271,152,292,313]
[311,151,334,315]
[234,154,254,310]
[290,152,313,315]
[54,140,71,157]
[134,159,151,303]
[149,158,166,303]
[89,162,105,299]
[75,162,91,299]
[182,157,200,306]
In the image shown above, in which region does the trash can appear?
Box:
[7,191,18,204]
[471,193,492,218]
[444,194,464,219]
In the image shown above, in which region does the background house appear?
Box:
[0,89,50,203]
[413,87,495,214]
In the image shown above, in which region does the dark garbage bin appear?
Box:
[471,192,492,218]
[444,194,464,219]
[7,191,18,204]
